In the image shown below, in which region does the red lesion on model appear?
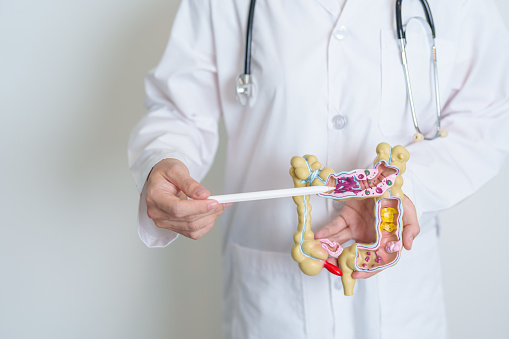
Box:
[323,260,343,276]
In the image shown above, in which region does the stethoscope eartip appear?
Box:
[413,133,424,142]
[439,128,448,138]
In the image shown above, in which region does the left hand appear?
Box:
[314,195,420,279]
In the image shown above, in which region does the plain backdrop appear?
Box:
[1,1,508,338]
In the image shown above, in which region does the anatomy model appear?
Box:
[289,142,409,296]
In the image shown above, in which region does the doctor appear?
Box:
[128,0,509,338]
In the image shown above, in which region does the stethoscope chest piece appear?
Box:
[235,73,252,106]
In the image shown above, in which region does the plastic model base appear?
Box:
[289,142,409,296]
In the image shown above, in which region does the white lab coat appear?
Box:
[128,0,509,338]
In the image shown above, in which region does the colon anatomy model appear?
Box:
[289,143,409,296]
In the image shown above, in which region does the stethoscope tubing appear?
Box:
[244,0,257,75]
[237,0,447,141]
[396,0,436,39]
[243,0,438,71]
[397,0,444,141]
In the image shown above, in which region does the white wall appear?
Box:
[0,1,507,338]
[1,1,222,338]
[438,2,509,338]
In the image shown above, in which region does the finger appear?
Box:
[161,161,210,199]
[158,219,216,240]
[402,223,419,250]
[152,190,220,217]
[179,207,227,239]
[149,201,229,223]
[402,196,420,250]
[352,270,380,279]
[167,215,216,234]
[165,203,229,223]
[315,214,348,239]
[154,207,225,236]
[186,220,217,240]
[321,228,354,245]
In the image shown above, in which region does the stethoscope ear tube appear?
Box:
[396,0,436,40]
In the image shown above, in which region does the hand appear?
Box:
[315,195,419,279]
[145,158,231,240]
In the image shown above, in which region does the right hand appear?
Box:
[146,158,231,240]
[315,195,419,279]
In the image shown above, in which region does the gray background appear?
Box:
[1,0,508,338]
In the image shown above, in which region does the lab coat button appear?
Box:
[331,115,347,130]
[334,279,343,290]
[334,26,348,40]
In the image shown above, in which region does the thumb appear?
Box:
[173,174,209,200]
[402,195,420,250]
[163,161,210,200]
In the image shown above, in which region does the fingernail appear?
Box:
[208,201,219,211]
[224,202,234,207]
[195,188,207,198]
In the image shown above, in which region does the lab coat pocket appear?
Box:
[230,243,306,339]
[379,28,457,137]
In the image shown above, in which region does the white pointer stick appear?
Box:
[209,186,334,204]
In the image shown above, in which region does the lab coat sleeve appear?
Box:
[128,0,222,247]
[402,0,509,220]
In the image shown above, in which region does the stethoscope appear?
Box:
[235,0,448,142]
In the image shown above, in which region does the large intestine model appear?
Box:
[289,142,409,296]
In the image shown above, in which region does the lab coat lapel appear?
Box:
[336,0,370,25]
[313,0,342,17]
[314,0,371,24]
